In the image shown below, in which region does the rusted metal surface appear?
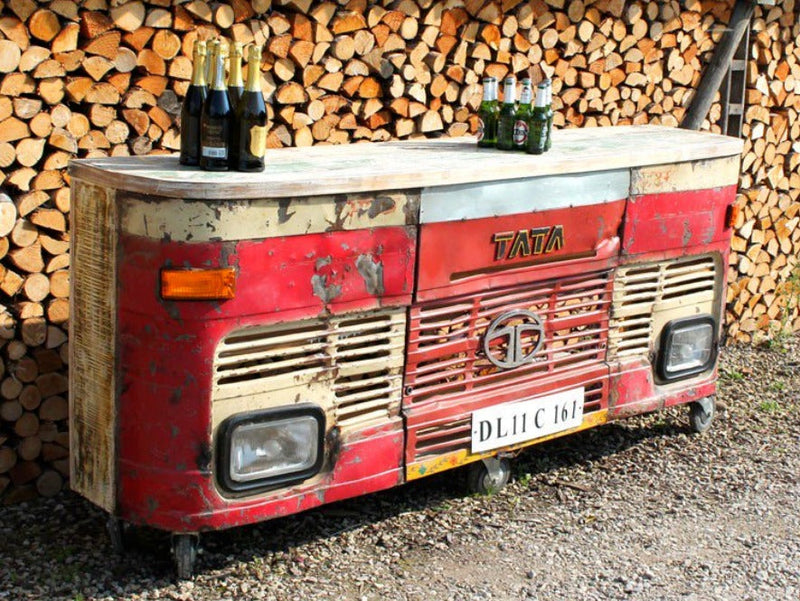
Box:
[69,180,118,513]
[119,191,419,242]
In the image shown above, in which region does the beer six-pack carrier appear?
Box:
[68,125,743,577]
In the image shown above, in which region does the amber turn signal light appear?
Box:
[161,268,236,300]
[725,204,741,229]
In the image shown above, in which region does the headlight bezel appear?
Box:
[656,315,718,382]
[216,404,325,495]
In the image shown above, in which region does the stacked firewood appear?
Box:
[0,0,798,502]
[726,6,800,343]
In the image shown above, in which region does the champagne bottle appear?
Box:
[235,45,268,172]
[200,40,232,171]
[477,77,498,148]
[227,42,244,167]
[496,76,517,151]
[526,82,548,155]
[544,79,554,152]
[227,42,244,107]
[204,37,215,87]
[513,78,532,151]
[179,40,207,166]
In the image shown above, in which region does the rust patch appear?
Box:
[355,254,385,296]
[196,442,212,473]
[325,426,342,471]
[368,195,396,218]
[311,274,342,303]
[404,192,421,225]
[278,199,294,224]
[682,219,692,247]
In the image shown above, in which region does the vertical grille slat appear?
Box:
[213,308,406,429]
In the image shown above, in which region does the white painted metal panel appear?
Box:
[631,156,741,195]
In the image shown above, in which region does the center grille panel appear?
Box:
[213,308,406,430]
[609,255,718,359]
[404,271,613,405]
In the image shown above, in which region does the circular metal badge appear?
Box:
[482,309,545,370]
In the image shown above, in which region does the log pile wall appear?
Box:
[0,0,798,503]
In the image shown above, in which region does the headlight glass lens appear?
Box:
[230,415,320,483]
[665,322,714,374]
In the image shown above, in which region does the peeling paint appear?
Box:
[311,274,342,304]
[278,199,294,223]
[355,254,385,296]
[682,219,692,247]
[368,195,396,218]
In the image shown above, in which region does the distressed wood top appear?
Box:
[69,125,744,200]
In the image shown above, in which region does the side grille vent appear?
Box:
[609,256,717,358]
[213,309,406,429]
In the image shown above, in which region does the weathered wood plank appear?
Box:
[70,126,743,200]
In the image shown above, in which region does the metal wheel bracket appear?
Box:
[481,456,507,489]
[696,396,715,417]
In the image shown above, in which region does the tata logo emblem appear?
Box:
[482,310,545,370]
[493,225,565,261]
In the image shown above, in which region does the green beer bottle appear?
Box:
[496,76,517,150]
[477,77,498,148]
[544,79,554,152]
[526,82,548,155]
[513,78,532,151]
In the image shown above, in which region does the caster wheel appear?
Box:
[466,456,511,495]
[172,534,199,580]
[689,396,715,434]
[106,517,128,555]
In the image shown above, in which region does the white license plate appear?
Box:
[471,387,585,453]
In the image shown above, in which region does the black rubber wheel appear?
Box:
[689,397,715,434]
[172,534,198,580]
[106,517,127,555]
[466,458,511,495]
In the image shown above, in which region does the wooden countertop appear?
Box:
[69,125,744,200]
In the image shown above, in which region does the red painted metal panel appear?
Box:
[416,201,625,301]
[113,227,414,531]
[118,226,416,323]
[608,358,717,418]
[117,417,404,531]
[622,185,737,256]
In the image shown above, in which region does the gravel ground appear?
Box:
[1,337,798,601]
